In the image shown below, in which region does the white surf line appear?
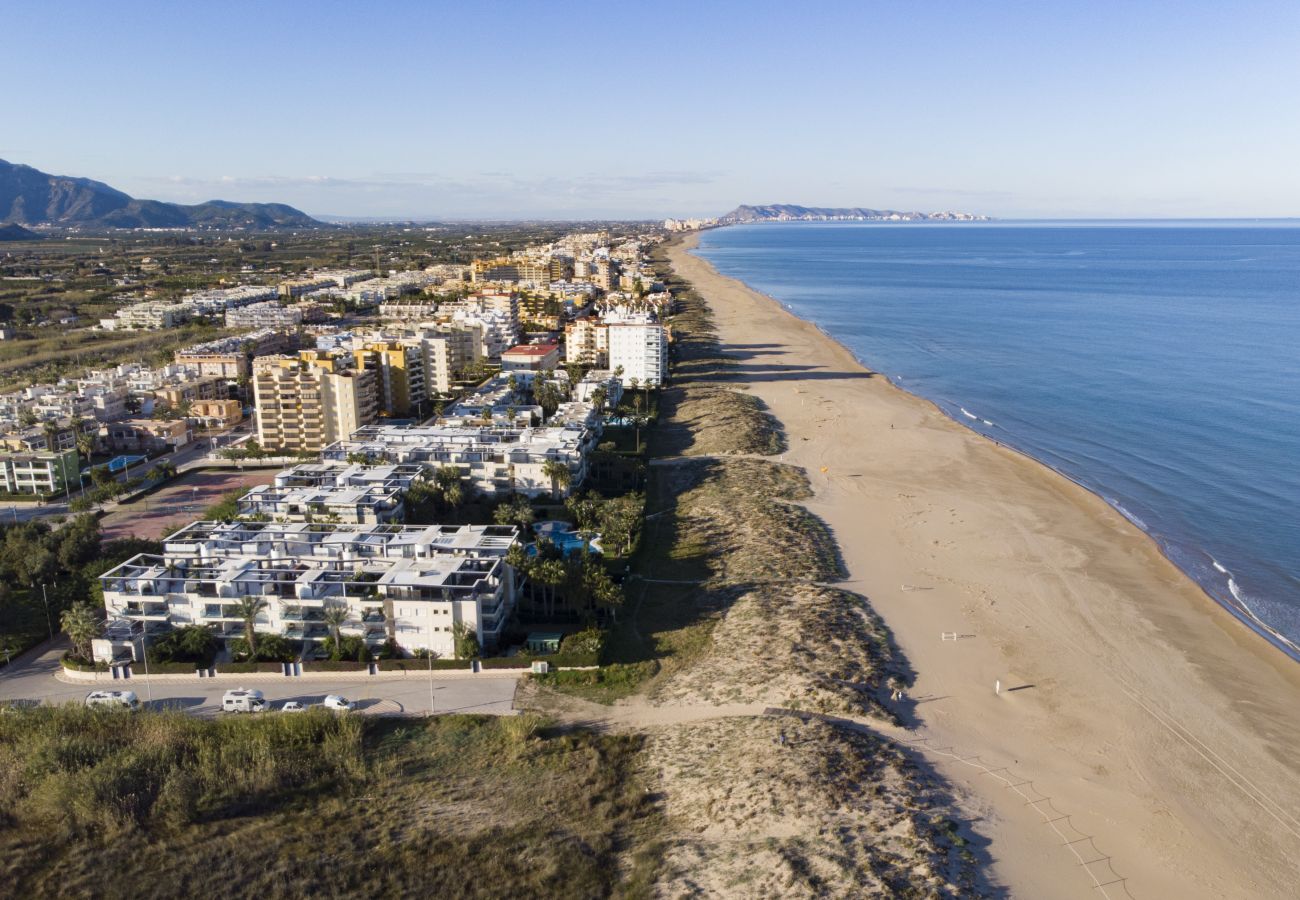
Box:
[901,734,1130,900]
[1118,681,1300,841]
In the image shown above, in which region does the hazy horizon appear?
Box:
[5,0,1298,220]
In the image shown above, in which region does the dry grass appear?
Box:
[658,457,842,585]
[653,384,785,457]
[0,708,664,898]
[650,584,903,719]
[643,716,982,898]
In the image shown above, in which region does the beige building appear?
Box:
[253,352,378,453]
[565,317,609,366]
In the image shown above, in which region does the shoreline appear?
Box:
[691,229,1300,666]
[668,231,1300,898]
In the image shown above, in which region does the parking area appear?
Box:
[0,643,520,717]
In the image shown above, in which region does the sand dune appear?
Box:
[669,233,1300,899]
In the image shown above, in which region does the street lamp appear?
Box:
[39,584,53,641]
[137,629,153,705]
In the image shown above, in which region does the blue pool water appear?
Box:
[695,221,1300,657]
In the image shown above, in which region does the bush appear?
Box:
[559,627,605,659]
[147,625,216,667]
[60,652,107,672]
[230,633,295,663]
[327,634,372,662]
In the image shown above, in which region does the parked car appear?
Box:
[85,690,139,711]
[280,701,307,713]
[222,688,267,713]
[322,694,355,712]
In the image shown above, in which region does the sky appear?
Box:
[4,0,1299,220]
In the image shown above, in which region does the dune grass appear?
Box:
[0,707,663,898]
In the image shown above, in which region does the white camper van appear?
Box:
[222,688,267,713]
[85,690,140,710]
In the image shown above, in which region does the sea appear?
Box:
[694,221,1300,659]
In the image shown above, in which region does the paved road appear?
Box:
[0,640,520,718]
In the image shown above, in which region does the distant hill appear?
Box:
[0,222,42,241]
[0,159,322,229]
[721,204,988,223]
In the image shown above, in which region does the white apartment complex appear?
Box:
[606,314,668,387]
[99,521,521,658]
[322,421,597,498]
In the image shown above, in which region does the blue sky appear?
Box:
[4,1,1299,219]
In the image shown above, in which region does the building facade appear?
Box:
[99,521,521,658]
[252,353,379,453]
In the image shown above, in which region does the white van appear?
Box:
[85,690,140,710]
[221,688,266,713]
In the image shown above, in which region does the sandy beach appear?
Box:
[668,232,1300,899]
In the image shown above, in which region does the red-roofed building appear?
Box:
[501,342,560,373]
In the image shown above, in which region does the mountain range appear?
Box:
[721,204,988,223]
[0,160,321,229]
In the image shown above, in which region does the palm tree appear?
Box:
[541,458,571,499]
[322,604,349,655]
[233,596,269,658]
[61,602,100,662]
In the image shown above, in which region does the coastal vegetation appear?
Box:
[0,707,663,898]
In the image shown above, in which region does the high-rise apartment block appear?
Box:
[253,352,378,453]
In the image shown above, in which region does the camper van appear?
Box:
[85,690,140,710]
[221,688,267,713]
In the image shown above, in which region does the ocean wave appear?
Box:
[1107,498,1148,530]
[1212,558,1230,575]
[960,407,978,420]
[982,419,995,426]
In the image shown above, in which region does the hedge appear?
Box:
[60,653,109,673]
[376,658,471,672]
[143,661,204,675]
[306,660,369,673]
[219,661,288,674]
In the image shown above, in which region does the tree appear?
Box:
[494,494,535,530]
[233,596,268,658]
[451,621,479,660]
[322,604,350,655]
[590,385,608,414]
[541,459,571,499]
[61,602,100,662]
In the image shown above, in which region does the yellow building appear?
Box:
[353,341,425,417]
[252,352,378,453]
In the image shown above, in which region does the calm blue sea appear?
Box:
[695,221,1300,657]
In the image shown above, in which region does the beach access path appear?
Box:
[667,233,1300,900]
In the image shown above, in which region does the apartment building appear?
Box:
[501,343,561,374]
[607,314,668,388]
[225,301,326,329]
[105,301,191,330]
[190,399,244,429]
[252,353,378,453]
[379,301,440,320]
[352,341,426,418]
[104,419,193,453]
[565,317,609,366]
[236,483,404,524]
[0,448,79,495]
[174,329,299,380]
[149,375,226,409]
[322,421,597,498]
[99,520,521,657]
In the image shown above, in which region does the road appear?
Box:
[0,640,521,718]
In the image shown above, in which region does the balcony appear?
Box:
[122,601,169,619]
